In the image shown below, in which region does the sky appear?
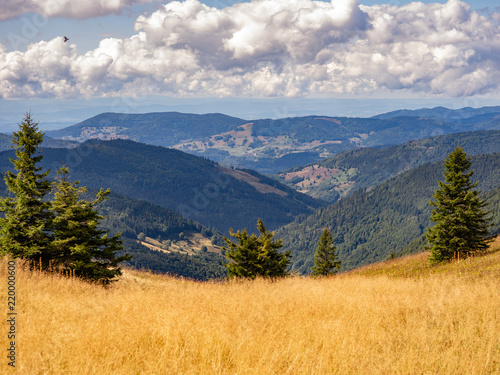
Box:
[1,0,500,131]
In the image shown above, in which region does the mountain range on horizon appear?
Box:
[37,105,500,174]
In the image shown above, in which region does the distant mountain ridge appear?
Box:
[46,107,500,173]
[372,105,500,121]
[47,112,247,145]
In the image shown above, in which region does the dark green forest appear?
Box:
[0,140,324,235]
[92,191,218,241]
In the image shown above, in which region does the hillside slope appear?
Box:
[277,153,500,274]
[160,112,500,172]
[46,112,247,146]
[351,236,500,279]
[0,139,323,234]
[5,252,500,374]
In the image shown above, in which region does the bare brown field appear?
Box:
[279,165,357,196]
[2,248,499,374]
[220,167,288,196]
[280,165,341,182]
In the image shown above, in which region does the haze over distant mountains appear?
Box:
[371,106,500,122]
[41,106,500,174]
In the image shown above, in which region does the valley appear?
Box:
[1,105,500,280]
[137,231,220,256]
[278,164,357,199]
[278,154,500,274]
[0,139,323,237]
[277,130,500,202]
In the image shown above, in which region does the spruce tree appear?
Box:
[311,228,341,276]
[223,219,291,279]
[0,113,53,266]
[426,146,492,264]
[51,165,131,284]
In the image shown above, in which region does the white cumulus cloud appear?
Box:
[0,0,499,99]
[0,0,163,21]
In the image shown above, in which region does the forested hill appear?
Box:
[277,153,500,275]
[91,190,216,242]
[91,190,227,280]
[0,139,323,234]
[46,112,248,146]
[277,130,500,202]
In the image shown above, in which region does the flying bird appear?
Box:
[64,36,69,43]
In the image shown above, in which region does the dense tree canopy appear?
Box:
[0,114,129,284]
[51,165,131,283]
[426,147,493,263]
[223,219,291,279]
[311,228,341,276]
[278,153,500,274]
[0,113,53,262]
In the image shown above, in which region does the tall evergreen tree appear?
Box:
[51,165,131,284]
[0,113,53,265]
[311,228,341,276]
[426,146,492,264]
[223,219,291,279]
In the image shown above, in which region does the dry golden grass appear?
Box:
[353,236,500,279]
[2,246,500,374]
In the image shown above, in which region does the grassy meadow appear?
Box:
[2,241,500,374]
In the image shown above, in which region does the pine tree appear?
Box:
[426,146,492,264]
[51,165,131,284]
[223,219,291,279]
[311,228,341,276]
[0,113,53,266]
